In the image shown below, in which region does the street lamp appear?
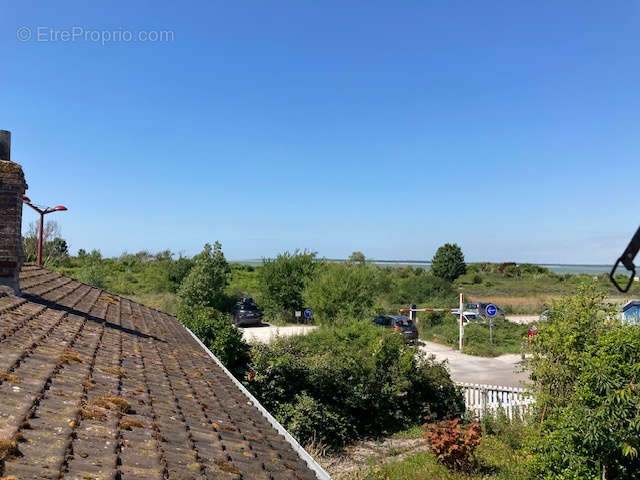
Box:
[22,195,68,267]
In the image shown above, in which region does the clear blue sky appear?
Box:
[2,1,639,263]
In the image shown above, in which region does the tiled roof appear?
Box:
[0,265,323,480]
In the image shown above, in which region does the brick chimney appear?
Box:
[0,130,28,296]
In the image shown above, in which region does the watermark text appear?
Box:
[17,26,174,45]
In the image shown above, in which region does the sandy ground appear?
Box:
[418,341,528,387]
[506,315,540,324]
[240,324,318,343]
[241,324,527,387]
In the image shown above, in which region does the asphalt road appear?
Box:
[240,324,528,387]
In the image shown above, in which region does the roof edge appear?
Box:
[182,325,331,480]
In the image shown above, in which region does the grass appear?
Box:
[345,451,471,480]
[419,314,529,357]
[456,270,630,315]
[390,424,424,440]
[468,295,558,315]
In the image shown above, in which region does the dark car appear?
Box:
[373,315,419,342]
[232,297,263,327]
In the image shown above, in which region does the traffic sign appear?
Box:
[304,309,313,319]
[485,304,497,317]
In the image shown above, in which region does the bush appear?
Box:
[258,250,317,322]
[167,256,194,292]
[303,263,382,325]
[276,394,350,448]
[527,286,640,479]
[423,418,482,471]
[178,242,231,312]
[388,271,458,307]
[177,304,250,378]
[247,322,463,450]
[78,261,107,289]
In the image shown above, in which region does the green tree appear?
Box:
[303,263,381,325]
[258,250,317,321]
[178,242,230,311]
[527,283,640,479]
[347,251,366,264]
[431,243,466,282]
[167,256,194,292]
[177,242,249,377]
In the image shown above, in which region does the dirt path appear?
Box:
[319,437,428,480]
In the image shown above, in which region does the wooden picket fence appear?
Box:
[457,382,534,419]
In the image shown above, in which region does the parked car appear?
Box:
[232,297,263,327]
[372,315,419,342]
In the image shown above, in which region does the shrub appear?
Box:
[527,282,640,479]
[276,394,350,448]
[388,272,458,307]
[258,250,317,322]
[178,242,231,312]
[303,263,382,325]
[78,262,106,289]
[167,256,194,292]
[422,418,482,470]
[178,304,250,378]
[431,244,466,282]
[247,322,463,450]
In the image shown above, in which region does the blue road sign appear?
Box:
[304,309,313,319]
[485,304,497,317]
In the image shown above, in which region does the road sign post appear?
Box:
[485,303,497,344]
[303,309,313,324]
[459,293,464,352]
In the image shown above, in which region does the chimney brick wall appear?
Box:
[0,130,27,296]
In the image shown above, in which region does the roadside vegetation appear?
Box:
[457,262,627,314]
[247,321,463,450]
[338,283,640,480]
[419,312,529,357]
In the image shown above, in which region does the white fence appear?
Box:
[457,383,534,419]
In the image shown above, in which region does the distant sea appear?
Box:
[231,259,613,275]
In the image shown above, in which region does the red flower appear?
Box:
[248,371,255,380]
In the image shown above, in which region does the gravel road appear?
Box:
[418,341,528,387]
